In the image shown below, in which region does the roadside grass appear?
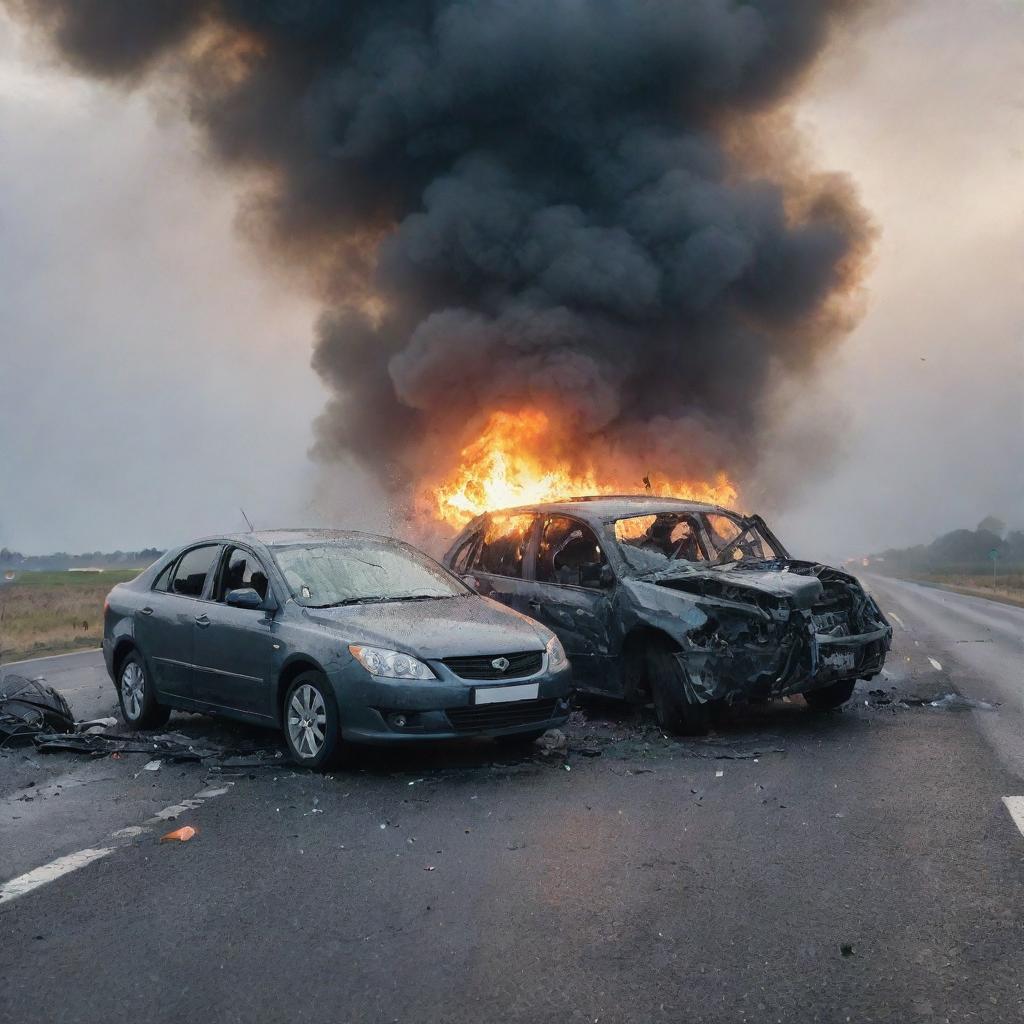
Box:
[909,571,1024,607]
[0,570,142,662]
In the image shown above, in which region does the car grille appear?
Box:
[442,650,543,680]
[445,698,560,733]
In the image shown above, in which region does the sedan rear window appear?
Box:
[271,539,468,608]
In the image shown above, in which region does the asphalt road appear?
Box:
[2,582,1024,1023]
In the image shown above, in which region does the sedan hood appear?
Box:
[301,594,549,659]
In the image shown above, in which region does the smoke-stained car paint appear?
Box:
[103,531,571,768]
[443,497,891,733]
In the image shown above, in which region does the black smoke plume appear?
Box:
[9,0,874,512]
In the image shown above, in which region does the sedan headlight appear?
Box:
[348,644,436,680]
[545,635,569,672]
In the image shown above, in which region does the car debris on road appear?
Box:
[0,676,75,746]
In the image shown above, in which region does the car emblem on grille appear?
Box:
[491,656,511,672]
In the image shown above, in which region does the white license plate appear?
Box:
[820,649,856,672]
[473,683,540,705]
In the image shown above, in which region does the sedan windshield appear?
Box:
[613,511,781,575]
[271,539,468,607]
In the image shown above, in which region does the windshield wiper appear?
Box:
[380,593,453,603]
[306,596,380,608]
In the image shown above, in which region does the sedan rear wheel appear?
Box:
[283,673,346,770]
[118,651,170,730]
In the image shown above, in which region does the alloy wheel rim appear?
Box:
[121,662,144,720]
[288,684,327,759]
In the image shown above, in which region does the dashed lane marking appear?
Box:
[0,848,113,905]
[928,657,943,671]
[1003,797,1024,839]
[0,781,234,906]
[888,612,908,631]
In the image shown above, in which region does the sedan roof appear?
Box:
[203,529,402,548]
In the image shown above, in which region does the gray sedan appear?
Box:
[103,530,571,768]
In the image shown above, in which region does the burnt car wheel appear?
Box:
[803,679,856,711]
[117,651,170,730]
[283,673,347,770]
[647,641,710,736]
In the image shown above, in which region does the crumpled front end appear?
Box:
[632,562,892,705]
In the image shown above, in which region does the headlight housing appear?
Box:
[545,635,569,672]
[349,644,436,680]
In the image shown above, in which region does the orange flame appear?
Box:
[429,409,738,529]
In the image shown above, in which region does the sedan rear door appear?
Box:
[191,545,276,718]
[135,544,221,700]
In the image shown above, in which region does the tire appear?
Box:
[117,650,170,730]
[646,641,710,736]
[495,729,547,746]
[282,672,347,770]
[803,679,856,711]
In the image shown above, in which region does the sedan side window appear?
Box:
[537,516,609,589]
[473,514,534,578]
[170,545,220,598]
[215,547,270,602]
[152,560,176,593]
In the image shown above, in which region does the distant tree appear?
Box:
[977,516,1006,538]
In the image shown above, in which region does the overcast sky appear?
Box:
[0,1,1021,558]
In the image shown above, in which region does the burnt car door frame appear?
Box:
[458,513,544,621]
[521,513,620,695]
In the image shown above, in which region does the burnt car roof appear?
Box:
[477,494,733,524]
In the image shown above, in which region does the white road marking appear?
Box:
[0,848,113,905]
[0,781,235,905]
[0,648,102,668]
[888,612,908,631]
[928,657,943,671]
[1002,797,1024,838]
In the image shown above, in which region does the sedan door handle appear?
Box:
[140,607,154,616]
[195,614,211,628]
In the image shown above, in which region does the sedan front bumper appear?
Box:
[331,662,573,744]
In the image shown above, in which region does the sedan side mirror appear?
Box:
[226,587,265,610]
[459,574,480,593]
[599,564,615,588]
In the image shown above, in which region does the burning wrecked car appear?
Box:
[443,497,892,733]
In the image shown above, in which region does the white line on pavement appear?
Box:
[928,657,943,671]
[0,848,113,905]
[0,782,235,906]
[888,612,908,631]
[1002,797,1024,838]
[0,648,102,669]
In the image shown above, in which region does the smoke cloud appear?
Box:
[8,0,874,510]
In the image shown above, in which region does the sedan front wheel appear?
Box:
[283,673,346,770]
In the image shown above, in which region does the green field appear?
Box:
[0,569,142,662]
[907,571,1024,607]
